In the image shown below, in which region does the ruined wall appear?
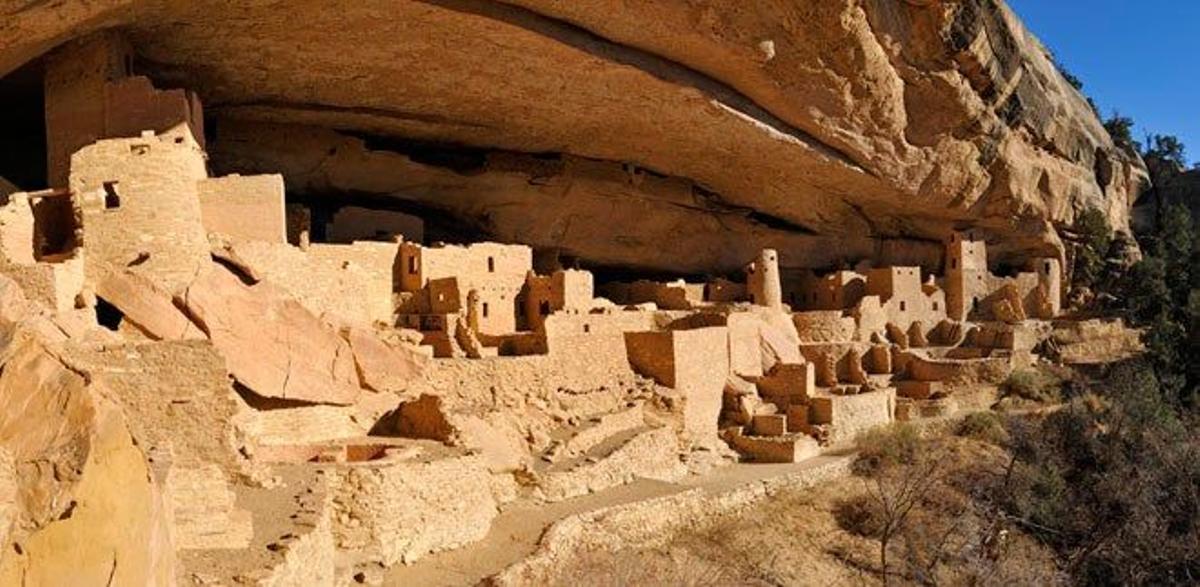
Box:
[44,32,203,187]
[198,174,287,243]
[0,192,85,311]
[400,242,531,334]
[793,311,857,344]
[543,311,647,382]
[70,131,210,292]
[331,453,498,566]
[599,279,704,310]
[792,271,867,312]
[0,193,36,265]
[866,267,946,329]
[227,240,398,326]
[625,326,729,443]
[60,341,255,552]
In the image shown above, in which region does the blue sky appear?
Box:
[1008,0,1200,164]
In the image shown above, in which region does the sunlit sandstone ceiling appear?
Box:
[0,0,1147,274]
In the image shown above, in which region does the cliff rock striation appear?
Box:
[1,0,1146,274]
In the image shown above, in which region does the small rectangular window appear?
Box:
[482,302,489,318]
[900,301,907,312]
[487,257,495,273]
[102,182,121,209]
[408,256,417,274]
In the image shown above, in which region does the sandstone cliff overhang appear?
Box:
[0,0,1148,274]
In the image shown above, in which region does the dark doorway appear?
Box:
[0,60,47,190]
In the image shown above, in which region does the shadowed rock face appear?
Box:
[1,0,1147,273]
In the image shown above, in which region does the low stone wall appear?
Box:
[904,351,1013,385]
[488,455,855,586]
[792,310,855,343]
[809,388,896,443]
[536,427,685,502]
[330,452,499,566]
[1051,319,1145,364]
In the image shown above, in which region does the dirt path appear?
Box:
[385,451,856,586]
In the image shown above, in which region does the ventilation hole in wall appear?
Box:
[174,136,184,144]
[96,297,124,331]
[102,181,121,209]
[583,324,590,333]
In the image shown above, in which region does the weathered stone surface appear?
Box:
[0,0,1146,273]
[990,283,1028,324]
[537,427,686,502]
[344,326,429,395]
[331,451,499,565]
[95,268,205,340]
[59,341,259,552]
[181,263,361,405]
[0,338,175,585]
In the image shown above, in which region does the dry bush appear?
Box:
[552,547,747,587]
[840,426,1063,585]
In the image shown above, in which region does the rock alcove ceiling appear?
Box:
[0,0,1147,274]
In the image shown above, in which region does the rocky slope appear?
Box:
[1,0,1146,273]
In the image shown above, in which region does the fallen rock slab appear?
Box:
[344,326,428,395]
[96,268,205,341]
[182,263,360,405]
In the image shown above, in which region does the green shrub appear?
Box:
[1072,207,1113,291]
[956,411,1007,445]
[1003,368,1064,403]
[854,422,921,475]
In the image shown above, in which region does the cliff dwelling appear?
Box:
[0,4,1162,586]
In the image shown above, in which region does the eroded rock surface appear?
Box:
[2,0,1147,273]
[181,263,361,406]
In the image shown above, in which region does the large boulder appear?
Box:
[95,268,205,341]
[0,339,175,585]
[181,263,361,405]
[344,326,428,395]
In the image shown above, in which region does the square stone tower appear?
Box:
[944,231,988,321]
